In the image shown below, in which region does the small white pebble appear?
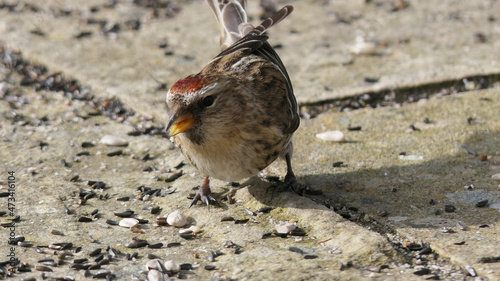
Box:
[147,269,164,281]
[491,173,500,182]
[316,130,345,142]
[164,260,181,273]
[145,259,164,271]
[275,221,296,234]
[99,135,129,146]
[118,218,139,228]
[166,210,188,227]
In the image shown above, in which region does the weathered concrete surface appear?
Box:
[1,0,500,280]
[0,0,499,116]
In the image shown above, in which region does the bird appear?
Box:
[165,0,300,209]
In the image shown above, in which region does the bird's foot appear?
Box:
[189,177,219,210]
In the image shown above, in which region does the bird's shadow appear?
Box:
[245,130,500,232]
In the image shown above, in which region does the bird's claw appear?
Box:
[189,192,219,210]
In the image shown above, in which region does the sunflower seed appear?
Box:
[124,240,148,249]
[114,210,134,218]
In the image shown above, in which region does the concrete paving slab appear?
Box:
[1,0,499,117]
[1,0,500,280]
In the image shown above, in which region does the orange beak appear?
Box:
[167,113,195,136]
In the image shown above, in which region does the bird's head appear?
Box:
[165,74,246,144]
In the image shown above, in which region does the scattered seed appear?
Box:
[234,219,249,224]
[70,175,80,182]
[477,256,500,263]
[74,258,88,264]
[257,207,273,213]
[76,151,91,156]
[166,242,181,248]
[51,229,64,236]
[332,161,346,167]
[116,196,130,202]
[89,264,101,270]
[78,217,93,222]
[179,232,194,240]
[107,150,123,157]
[221,216,235,222]
[151,206,162,214]
[418,247,433,255]
[19,241,33,247]
[180,263,193,270]
[454,241,466,245]
[288,247,305,254]
[61,159,71,167]
[92,271,112,279]
[89,248,102,257]
[35,247,45,253]
[478,224,489,228]
[304,254,318,259]
[114,210,134,218]
[204,265,216,271]
[476,200,488,207]
[347,126,362,131]
[35,265,53,272]
[444,205,456,213]
[82,142,95,148]
[148,243,163,249]
[124,240,148,249]
[413,268,431,276]
[106,219,119,226]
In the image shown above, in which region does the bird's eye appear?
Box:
[202,95,215,107]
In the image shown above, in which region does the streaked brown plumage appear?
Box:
[166,0,300,208]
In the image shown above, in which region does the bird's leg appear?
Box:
[190,176,219,209]
[267,152,301,199]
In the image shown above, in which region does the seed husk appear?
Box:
[203,265,216,271]
[147,243,163,249]
[114,210,134,218]
[476,200,488,207]
[444,205,456,213]
[35,265,53,272]
[124,240,148,249]
[78,217,93,222]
